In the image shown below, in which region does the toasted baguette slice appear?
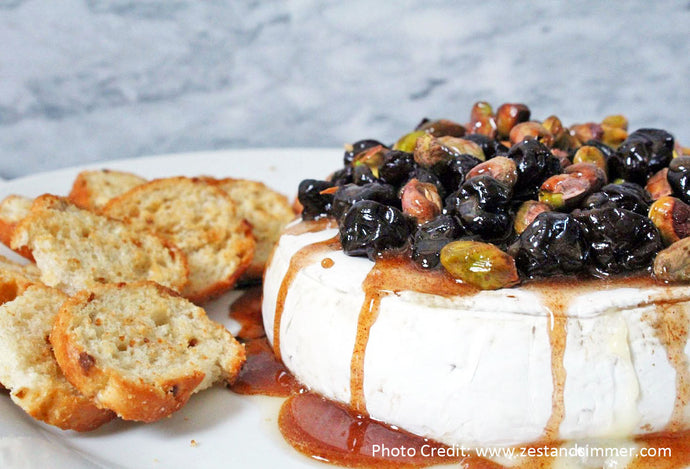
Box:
[0,195,34,260]
[103,177,255,302]
[11,195,188,295]
[206,178,295,280]
[0,254,41,282]
[0,278,115,431]
[69,169,147,212]
[0,255,42,303]
[51,282,246,422]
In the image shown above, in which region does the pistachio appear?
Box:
[393,130,426,152]
[436,136,486,161]
[542,115,565,142]
[352,145,385,177]
[646,168,673,200]
[468,101,497,138]
[572,145,607,173]
[509,121,554,147]
[514,200,551,234]
[470,101,493,122]
[539,164,605,210]
[564,162,607,188]
[440,240,519,290]
[570,122,604,144]
[495,103,530,138]
[648,196,690,245]
[400,178,442,224]
[654,237,690,282]
[416,119,466,138]
[413,133,450,167]
[465,156,518,188]
[602,114,628,130]
[601,125,628,148]
[556,132,582,152]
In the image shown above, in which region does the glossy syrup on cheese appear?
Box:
[271,218,341,361]
[254,220,690,469]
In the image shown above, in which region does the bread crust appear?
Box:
[20,381,116,432]
[51,282,245,422]
[68,169,147,212]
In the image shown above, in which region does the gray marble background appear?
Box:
[0,0,688,179]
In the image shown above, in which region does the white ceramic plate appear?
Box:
[0,149,342,469]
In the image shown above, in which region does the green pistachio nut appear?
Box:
[440,241,519,290]
[509,121,554,147]
[572,146,607,173]
[436,136,486,161]
[654,237,690,282]
[393,130,426,153]
[413,133,452,167]
[648,196,690,245]
[417,119,466,138]
[514,200,551,234]
[465,156,518,188]
[495,103,531,139]
[602,114,628,131]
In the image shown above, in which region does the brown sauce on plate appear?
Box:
[231,337,302,397]
[233,220,690,469]
[229,286,265,340]
[279,392,472,468]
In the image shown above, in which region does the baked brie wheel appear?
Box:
[264,226,690,448]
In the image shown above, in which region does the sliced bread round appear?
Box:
[103,177,255,302]
[206,178,295,280]
[10,195,189,295]
[51,282,246,422]
[69,169,147,212]
[0,278,115,431]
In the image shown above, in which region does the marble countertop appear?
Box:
[0,0,688,179]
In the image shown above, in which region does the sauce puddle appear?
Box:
[279,392,473,469]
[231,337,303,397]
[229,286,265,340]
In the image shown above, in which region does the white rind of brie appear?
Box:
[262,227,690,448]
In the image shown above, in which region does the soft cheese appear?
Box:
[263,226,690,448]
